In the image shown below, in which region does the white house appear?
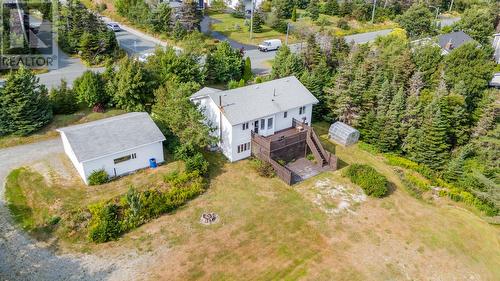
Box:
[191,76,319,162]
[493,33,500,64]
[57,112,166,185]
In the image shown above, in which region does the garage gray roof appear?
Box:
[57,112,165,162]
[191,76,319,125]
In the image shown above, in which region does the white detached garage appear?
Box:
[57,112,166,185]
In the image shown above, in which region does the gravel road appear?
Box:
[0,139,114,281]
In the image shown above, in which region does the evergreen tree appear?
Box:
[0,65,52,136]
[74,71,107,110]
[172,20,188,40]
[271,45,304,79]
[377,87,405,152]
[152,80,215,149]
[49,79,79,115]
[109,57,157,112]
[148,3,173,33]
[291,6,297,22]
[395,3,435,38]
[411,98,450,170]
[252,9,264,33]
[307,0,320,21]
[178,0,202,31]
[443,42,494,111]
[323,0,339,16]
[205,41,244,83]
[273,0,294,19]
[302,34,322,70]
[454,7,495,46]
[243,57,253,81]
[443,146,471,182]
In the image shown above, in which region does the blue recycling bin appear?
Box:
[149,158,158,169]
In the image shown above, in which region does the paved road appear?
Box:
[0,139,114,280]
[0,19,168,89]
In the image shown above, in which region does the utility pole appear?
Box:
[371,0,377,23]
[285,23,290,45]
[249,0,254,40]
[449,0,454,12]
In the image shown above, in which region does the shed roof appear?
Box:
[438,31,474,52]
[57,112,165,162]
[190,76,319,125]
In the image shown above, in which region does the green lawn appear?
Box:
[209,13,296,46]
[5,122,500,279]
[0,109,125,149]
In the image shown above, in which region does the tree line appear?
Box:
[270,10,498,214]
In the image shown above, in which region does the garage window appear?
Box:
[114,155,131,164]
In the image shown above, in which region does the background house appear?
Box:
[191,76,318,162]
[57,112,166,184]
[438,31,474,55]
[493,33,500,64]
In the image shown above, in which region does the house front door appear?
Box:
[254,120,259,134]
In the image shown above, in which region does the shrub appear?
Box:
[185,152,209,175]
[88,202,122,243]
[87,169,109,186]
[439,188,498,216]
[337,17,349,30]
[49,79,79,114]
[343,164,388,198]
[251,158,276,178]
[47,216,61,226]
[88,171,206,243]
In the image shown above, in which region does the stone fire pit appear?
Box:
[200,212,219,225]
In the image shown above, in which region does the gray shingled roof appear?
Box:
[191,76,319,125]
[438,31,474,51]
[57,112,165,162]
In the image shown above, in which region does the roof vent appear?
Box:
[255,86,259,89]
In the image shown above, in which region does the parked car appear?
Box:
[106,22,121,32]
[258,39,282,52]
[137,52,154,63]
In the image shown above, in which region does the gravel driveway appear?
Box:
[0,139,113,281]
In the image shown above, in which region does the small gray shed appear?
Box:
[328,121,359,146]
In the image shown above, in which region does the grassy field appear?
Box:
[4,155,182,245]
[209,13,297,46]
[292,10,397,36]
[5,122,500,279]
[0,109,125,149]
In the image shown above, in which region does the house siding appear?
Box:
[80,142,164,184]
[228,104,314,162]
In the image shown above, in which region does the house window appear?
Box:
[237,142,251,153]
[242,122,249,130]
[299,106,306,115]
[114,153,137,164]
[260,119,265,130]
[114,155,131,164]
[267,118,273,129]
[284,111,288,118]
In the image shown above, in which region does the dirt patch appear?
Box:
[312,178,367,215]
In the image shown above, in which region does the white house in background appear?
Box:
[190,76,318,162]
[493,33,500,64]
[57,112,166,185]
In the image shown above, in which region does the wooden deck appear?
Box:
[251,119,337,185]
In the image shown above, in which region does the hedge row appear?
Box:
[88,171,205,243]
[343,164,388,198]
[439,188,498,217]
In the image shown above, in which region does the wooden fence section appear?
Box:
[251,135,293,185]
